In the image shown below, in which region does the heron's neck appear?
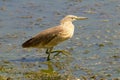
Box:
[60,21,74,34]
[60,21,73,27]
[60,21,74,38]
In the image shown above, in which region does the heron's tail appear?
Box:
[22,38,33,48]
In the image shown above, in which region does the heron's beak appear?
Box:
[77,17,88,20]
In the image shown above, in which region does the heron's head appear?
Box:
[61,15,88,23]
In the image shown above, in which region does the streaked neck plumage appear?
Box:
[60,20,75,38]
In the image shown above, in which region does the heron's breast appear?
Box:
[60,23,74,38]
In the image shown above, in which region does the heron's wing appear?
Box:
[22,26,63,48]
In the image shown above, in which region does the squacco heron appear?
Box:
[22,15,88,61]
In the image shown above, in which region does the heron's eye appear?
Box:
[71,17,74,19]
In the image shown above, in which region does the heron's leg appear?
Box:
[47,52,51,61]
[46,49,49,54]
[46,47,53,61]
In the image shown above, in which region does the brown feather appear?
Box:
[22,26,63,48]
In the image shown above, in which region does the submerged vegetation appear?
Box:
[0,55,120,80]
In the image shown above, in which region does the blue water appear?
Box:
[0,0,120,79]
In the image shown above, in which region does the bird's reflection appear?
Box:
[25,55,74,80]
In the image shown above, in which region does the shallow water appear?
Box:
[0,0,120,79]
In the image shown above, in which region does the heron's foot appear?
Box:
[51,50,71,58]
[53,51,61,58]
[45,48,71,60]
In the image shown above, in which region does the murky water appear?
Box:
[0,0,120,79]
